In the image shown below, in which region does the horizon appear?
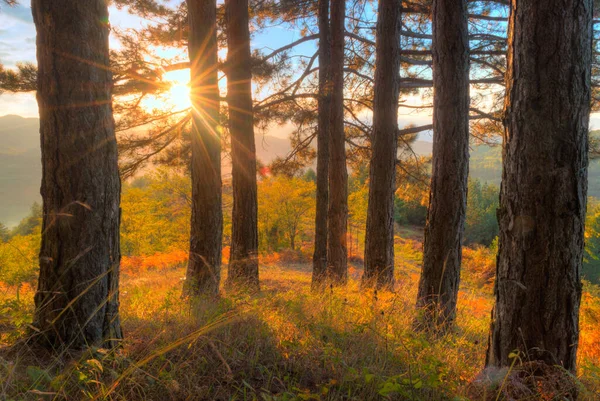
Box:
[0,113,440,227]
[3,111,600,228]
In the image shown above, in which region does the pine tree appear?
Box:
[0,223,9,242]
[326,0,348,284]
[183,0,223,297]
[486,0,592,371]
[311,0,331,287]
[362,0,402,288]
[31,0,122,349]
[225,0,260,290]
[416,0,470,330]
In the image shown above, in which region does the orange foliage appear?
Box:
[121,249,188,274]
[222,245,230,264]
[261,252,281,265]
[262,249,310,266]
[579,290,600,365]
[459,293,492,319]
[462,246,496,289]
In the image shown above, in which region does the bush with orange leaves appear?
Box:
[261,249,311,266]
[121,249,188,275]
[580,281,600,375]
[462,239,497,289]
[221,245,230,265]
[261,251,281,265]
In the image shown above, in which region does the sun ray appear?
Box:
[168,83,192,110]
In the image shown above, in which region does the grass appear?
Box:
[1,240,599,400]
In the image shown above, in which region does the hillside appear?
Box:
[469,141,600,198]
[413,139,600,198]
[0,116,292,226]
[0,115,42,226]
[2,115,599,225]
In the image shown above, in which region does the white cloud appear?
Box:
[0,4,36,68]
[0,93,38,117]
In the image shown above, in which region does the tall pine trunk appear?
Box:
[362,0,402,288]
[184,0,223,297]
[311,0,331,287]
[326,0,348,284]
[31,0,122,349]
[486,0,592,371]
[225,0,259,290]
[416,0,470,329]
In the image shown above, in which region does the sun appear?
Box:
[160,69,192,110]
[167,82,192,110]
[138,68,192,113]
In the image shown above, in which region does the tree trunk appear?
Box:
[362,0,402,288]
[184,0,223,298]
[486,0,592,372]
[225,0,259,291]
[31,0,122,349]
[416,0,470,329]
[326,0,348,284]
[311,0,331,287]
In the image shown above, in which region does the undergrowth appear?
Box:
[1,243,599,400]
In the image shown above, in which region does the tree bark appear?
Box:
[416,0,470,329]
[326,0,348,284]
[184,0,223,298]
[311,0,331,287]
[225,0,259,291]
[362,0,402,288]
[31,0,122,349]
[486,0,592,372]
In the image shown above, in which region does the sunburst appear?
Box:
[167,82,192,110]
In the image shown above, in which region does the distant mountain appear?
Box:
[468,144,504,184]
[407,140,433,156]
[0,116,295,226]
[467,140,600,199]
[0,115,40,153]
[255,134,293,165]
[0,115,42,226]
[2,115,598,225]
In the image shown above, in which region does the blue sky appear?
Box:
[5,2,596,133]
[0,4,144,116]
[0,2,436,132]
[0,3,327,122]
[0,3,37,116]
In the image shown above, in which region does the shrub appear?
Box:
[121,250,188,275]
[464,179,499,246]
[0,232,40,296]
[584,199,600,283]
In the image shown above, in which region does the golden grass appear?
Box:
[1,253,599,400]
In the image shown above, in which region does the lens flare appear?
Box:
[167,83,192,110]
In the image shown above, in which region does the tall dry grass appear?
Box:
[1,245,599,400]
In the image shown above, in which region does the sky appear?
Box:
[0,2,321,115]
[4,2,598,135]
[0,2,436,137]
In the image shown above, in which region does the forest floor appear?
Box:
[1,238,600,400]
